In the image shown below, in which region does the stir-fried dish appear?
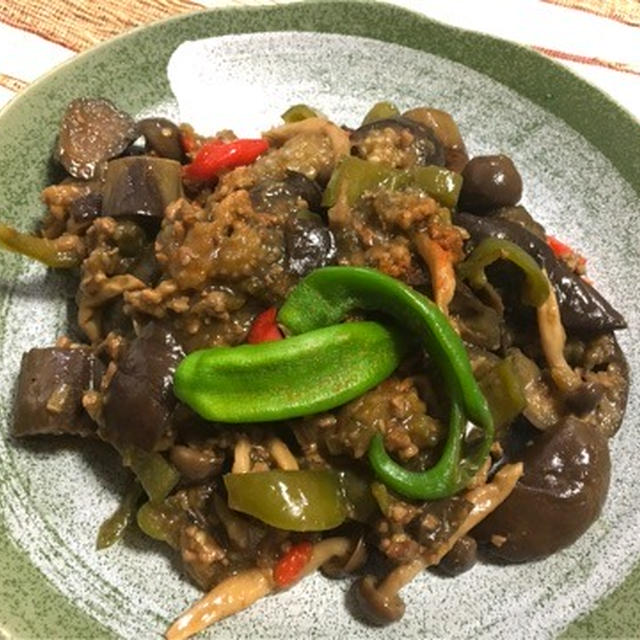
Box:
[6,98,628,638]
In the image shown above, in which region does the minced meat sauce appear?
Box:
[9,99,628,635]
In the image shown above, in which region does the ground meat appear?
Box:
[123,190,301,350]
[330,188,462,287]
[375,493,473,564]
[156,193,295,301]
[352,126,419,169]
[312,377,442,461]
[41,181,99,237]
[180,524,229,589]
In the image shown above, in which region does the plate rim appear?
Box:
[0,1,638,638]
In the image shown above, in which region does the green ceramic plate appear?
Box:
[0,2,638,638]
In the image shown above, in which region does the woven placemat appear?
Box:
[543,0,640,26]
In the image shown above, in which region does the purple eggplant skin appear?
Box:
[56,98,137,180]
[13,347,104,437]
[453,211,626,333]
[102,323,185,451]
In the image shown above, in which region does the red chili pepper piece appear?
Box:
[274,541,313,588]
[247,307,283,344]
[547,235,572,258]
[183,138,269,181]
[547,235,587,270]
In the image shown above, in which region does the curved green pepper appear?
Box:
[457,237,550,307]
[278,266,494,500]
[281,104,320,123]
[224,470,348,531]
[362,101,400,125]
[96,481,143,550]
[174,321,407,422]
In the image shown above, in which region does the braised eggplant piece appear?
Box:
[102,156,183,219]
[473,417,610,562]
[69,191,103,225]
[459,155,523,213]
[56,98,137,179]
[351,117,445,167]
[492,205,546,240]
[13,347,103,437]
[578,333,629,438]
[137,118,184,161]
[285,211,337,276]
[454,211,626,332]
[102,323,185,451]
[250,171,323,215]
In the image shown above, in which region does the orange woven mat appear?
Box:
[0,0,204,52]
[543,0,640,26]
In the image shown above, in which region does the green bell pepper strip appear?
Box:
[0,223,81,268]
[224,470,348,531]
[174,321,407,423]
[362,101,400,125]
[121,447,180,503]
[457,237,550,307]
[322,156,462,209]
[281,104,320,123]
[479,355,527,436]
[96,481,143,550]
[278,266,494,500]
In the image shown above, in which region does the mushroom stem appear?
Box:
[165,567,273,640]
[301,537,352,578]
[377,559,427,599]
[413,232,456,314]
[231,437,251,473]
[537,273,582,392]
[267,437,299,471]
[426,462,523,565]
[264,117,350,160]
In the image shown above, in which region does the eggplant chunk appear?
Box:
[454,211,626,333]
[250,171,323,215]
[473,417,610,562]
[285,211,336,276]
[102,156,183,219]
[13,347,103,437]
[351,117,445,168]
[56,98,137,179]
[102,323,184,451]
[137,118,184,161]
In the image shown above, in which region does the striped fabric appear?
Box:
[0,0,203,52]
[0,0,638,118]
[543,0,640,26]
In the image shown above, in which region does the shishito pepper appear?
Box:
[174,321,407,423]
[278,266,494,500]
[457,236,550,307]
[322,156,462,209]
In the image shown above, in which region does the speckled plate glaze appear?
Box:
[0,2,639,639]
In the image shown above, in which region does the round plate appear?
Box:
[0,2,638,638]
